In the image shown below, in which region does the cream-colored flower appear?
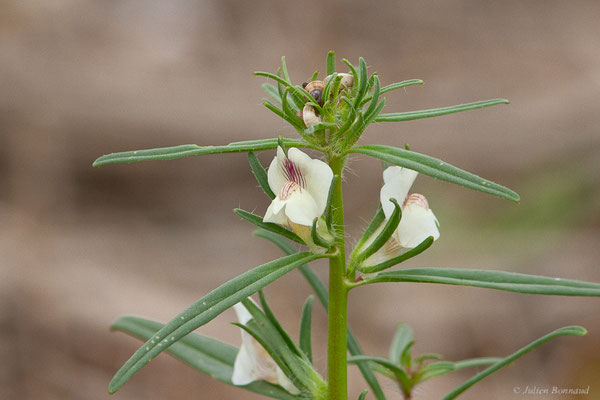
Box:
[231,300,300,394]
[263,146,333,248]
[367,166,440,265]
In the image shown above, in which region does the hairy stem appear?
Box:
[327,155,349,400]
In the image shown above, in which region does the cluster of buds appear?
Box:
[300,73,354,128]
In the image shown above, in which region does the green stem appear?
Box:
[327,155,349,400]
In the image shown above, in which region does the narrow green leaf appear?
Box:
[321,72,337,106]
[311,71,319,81]
[364,98,386,126]
[353,57,369,108]
[358,390,369,400]
[359,236,434,275]
[239,299,326,395]
[253,229,387,400]
[258,291,305,360]
[363,76,381,121]
[111,316,298,400]
[375,98,509,122]
[304,121,338,135]
[262,83,282,104]
[108,252,321,394]
[326,51,336,76]
[255,71,293,89]
[355,198,401,262]
[280,56,291,84]
[353,206,385,254]
[248,152,275,199]
[325,175,339,229]
[358,268,600,296]
[443,326,587,400]
[337,98,358,136]
[299,296,314,362]
[381,79,424,94]
[234,208,305,245]
[341,59,359,96]
[390,323,414,366]
[350,144,520,202]
[419,361,456,381]
[93,138,313,167]
[452,357,503,370]
[281,88,306,131]
[347,356,411,389]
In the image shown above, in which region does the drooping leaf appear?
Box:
[375,99,509,122]
[108,252,322,394]
[248,152,275,199]
[111,316,298,400]
[443,326,587,400]
[299,296,314,362]
[238,299,327,396]
[258,291,306,360]
[253,229,387,400]
[93,138,313,167]
[350,144,520,202]
[358,267,600,296]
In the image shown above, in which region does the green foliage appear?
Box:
[111,316,299,400]
[356,267,600,296]
[97,52,600,400]
[93,138,313,167]
[108,252,323,394]
[350,145,520,202]
[443,326,587,400]
[375,98,509,122]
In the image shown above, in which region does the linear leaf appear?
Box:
[443,326,587,400]
[350,144,520,202]
[375,99,509,122]
[358,390,369,400]
[234,209,304,244]
[93,138,312,167]
[253,229,387,400]
[355,199,401,262]
[359,236,434,275]
[347,356,411,389]
[390,323,413,366]
[299,296,314,362]
[248,152,275,199]
[108,252,321,394]
[326,51,336,76]
[111,316,298,400]
[358,267,600,296]
[262,83,282,104]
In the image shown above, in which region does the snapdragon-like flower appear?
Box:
[263,146,333,247]
[231,301,300,394]
[367,166,440,265]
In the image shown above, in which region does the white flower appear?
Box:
[263,146,333,247]
[367,166,440,265]
[231,301,300,394]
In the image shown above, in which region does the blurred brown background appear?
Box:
[1,1,599,399]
